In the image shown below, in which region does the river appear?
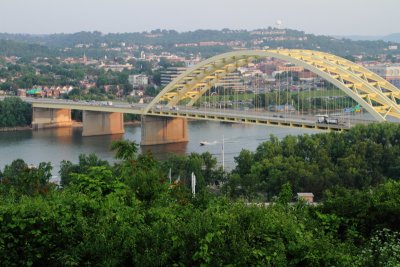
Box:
[0,121,318,175]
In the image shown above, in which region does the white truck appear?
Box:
[316,115,338,125]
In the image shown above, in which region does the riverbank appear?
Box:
[0,126,32,132]
[124,120,141,126]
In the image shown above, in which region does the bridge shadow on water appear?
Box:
[140,142,188,161]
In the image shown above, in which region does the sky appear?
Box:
[0,0,398,36]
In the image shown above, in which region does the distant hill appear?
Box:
[0,39,55,58]
[382,33,400,43]
[0,29,399,59]
[339,33,400,43]
[337,35,382,41]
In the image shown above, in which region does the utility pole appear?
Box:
[191,172,196,197]
[222,135,225,171]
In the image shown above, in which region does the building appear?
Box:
[277,65,304,72]
[299,70,317,81]
[198,41,225,46]
[160,67,187,86]
[297,193,314,203]
[17,89,26,97]
[128,74,149,87]
[214,72,245,92]
[367,64,400,87]
[99,63,133,72]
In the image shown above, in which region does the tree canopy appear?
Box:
[1,125,400,266]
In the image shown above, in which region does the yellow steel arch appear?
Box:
[144,50,400,121]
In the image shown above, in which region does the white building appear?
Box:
[367,64,400,87]
[214,72,245,92]
[128,74,149,87]
[160,67,187,86]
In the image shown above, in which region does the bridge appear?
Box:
[15,49,400,145]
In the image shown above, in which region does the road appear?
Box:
[1,96,374,130]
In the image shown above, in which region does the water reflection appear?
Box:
[141,142,189,161]
[0,121,317,174]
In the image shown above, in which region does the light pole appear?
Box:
[222,135,225,171]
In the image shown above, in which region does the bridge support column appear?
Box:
[141,116,188,145]
[32,107,72,129]
[82,111,124,136]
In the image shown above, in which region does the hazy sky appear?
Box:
[0,0,398,36]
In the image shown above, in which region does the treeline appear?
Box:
[0,97,31,127]
[0,28,399,58]
[0,39,56,58]
[0,61,87,90]
[0,125,400,265]
[226,123,400,200]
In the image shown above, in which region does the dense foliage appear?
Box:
[226,123,400,200]
[0,40,55,58]
[0,97,32,127]
[1,124,400,266]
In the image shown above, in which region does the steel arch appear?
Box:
[144,50,400,121]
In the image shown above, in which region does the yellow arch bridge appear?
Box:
[28,50,400,145]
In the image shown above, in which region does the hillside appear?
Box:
[0,28,399,59]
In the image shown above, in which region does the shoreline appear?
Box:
[0,126,32,132]
[0,120,141,132]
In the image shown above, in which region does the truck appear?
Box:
[316,115,338,125]
[326,118,338,125]
[107,101,113,106]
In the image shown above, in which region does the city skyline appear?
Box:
[0,0,399,36]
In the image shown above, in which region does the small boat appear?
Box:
[200,140,217,146]
[200,141,208,146]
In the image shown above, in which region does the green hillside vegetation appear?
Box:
[0,97,32,127]
[227,123,400,200]
[0,28,399,59]
[0,39,56,59]
[1,124,400,265]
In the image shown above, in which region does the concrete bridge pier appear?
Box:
[32,107,72,129]
[141,115,188,145]
[82,111,124,136]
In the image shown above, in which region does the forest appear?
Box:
[0,97,32,128]
[1,123,400,266]
[0,28,399,59]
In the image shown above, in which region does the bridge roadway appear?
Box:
[2,96,375,131]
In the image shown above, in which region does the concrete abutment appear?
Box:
[82,111,125,136]
[32,107,72,129]
[141,115,188,145]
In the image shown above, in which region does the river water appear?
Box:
[0,121,318,174]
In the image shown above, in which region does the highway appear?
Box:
[1,96,374,130]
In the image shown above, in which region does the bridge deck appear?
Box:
[22,98,366,131]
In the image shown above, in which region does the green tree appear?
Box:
[1,159,53,196]
[70,166,126,197]
[277,182,293,204]
[59,153,109,187]
[110,140,138,161]
[0,97,32,127]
